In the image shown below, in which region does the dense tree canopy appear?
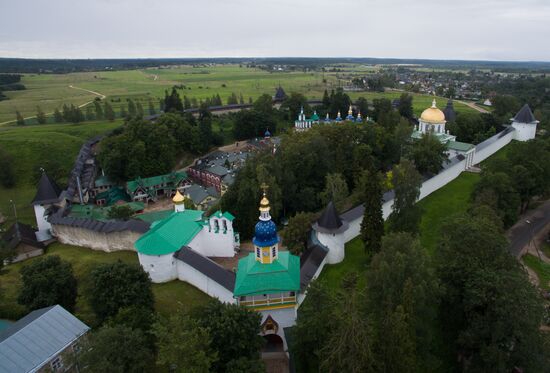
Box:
[358,169,384,256]
[409,133,448,175]
[387,158,423,234]
[17,256,78,312]
[280,212,314,255]
[88,261,154,323]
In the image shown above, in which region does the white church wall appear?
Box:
[418,159,467,201]
[34,205,51,233]
[188,225,235,257]
[176,260,235,303]
[512,121,537,141]
[52,224,141,252]
[139,253,177,283]
[316,231,345,264]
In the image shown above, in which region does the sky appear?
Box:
[1,0,549,61]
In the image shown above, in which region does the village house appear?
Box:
[1,222,45,265]
[126,171,189,202]
[0,305,90,373]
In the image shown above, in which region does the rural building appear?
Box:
[184,183,219,210]
[1,222,45,265]
[126,171,189,202]
[188,151,249,193]
[0,305,90,373]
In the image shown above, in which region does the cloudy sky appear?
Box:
[1,0,549,61]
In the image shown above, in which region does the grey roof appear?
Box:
[185,184,209,205]
[65,136,102,202]
[31,173,62,205]
[207,165,229,177]
[513,104,537,123]
[0,305,89,373]
[312,201,348,233]
[274,86,287,101]
[300,244,328,290]
[1,223,44,251]
[173,247,236,291]
[48,210,150,234]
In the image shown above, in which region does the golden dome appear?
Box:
[420,99,446,124]
[172,190,185,204]
[259,193,270,212]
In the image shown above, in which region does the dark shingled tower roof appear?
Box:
[274,86,287,101]
[31,172,62,205]
[443,99,456,122]
[513,104,537,123]
[312,201,349,234]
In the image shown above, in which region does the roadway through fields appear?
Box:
[0,85,106,126]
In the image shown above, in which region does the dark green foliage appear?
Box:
[136,102,144,117]
[0,238,16,269]
[108,306,156,349]
[17,256,77,312]
[372,98,393,122]
[388,158,423,234]
[104,101,115,121]
[127,99,136,117]
[410,133,448,174]
[280,212,313,255]
[93,99,103,119]
[492,94,520,119]
[36,106,47,124]
[322,89,330,108]
[367,233,440,372]
[53,108,63,122]
[437,212,548,372]
[78,325,154,373]
[447,112,499,144]
[232,106,276,140]
[147,99,155,115]
[473,171,520,227]
[398,93,413,119]
[164,87,184,112]
[15,110,24,125]
[154,311,217,373]
[281,92,309,121]
[358,169,384,256]
[88,261,154,323]
[107,205,134,220]
[355,96,369,116]
[97,117,180,182]
[193,299,264,372]
[328,88,352,118]
[227,92,239,105]
[85,105,95,121]
[225,357,265,373]
[0,147,16,187]
[120,104,127,118]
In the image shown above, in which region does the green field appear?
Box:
[0,64,478,124]
[0,120,122,228]
[523,254,550,290]
[0,243,208,324]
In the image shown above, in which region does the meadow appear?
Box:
[0,64,478,124]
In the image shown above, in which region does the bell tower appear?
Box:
[253,184,279,264]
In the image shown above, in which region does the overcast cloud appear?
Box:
[0,0,549,61]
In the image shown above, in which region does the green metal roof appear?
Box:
[94,175,114,188]
[126,171,188,193]
[211,210,235,221]
[233,252,300,296]
[95,187,130,206]
[135,209,205,255]
[447,140,475,152]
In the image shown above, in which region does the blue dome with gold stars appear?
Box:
[253,219,279,247]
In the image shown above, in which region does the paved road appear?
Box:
[507,200,550,257]
[456,99,489,114]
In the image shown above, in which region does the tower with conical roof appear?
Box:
[32,171,64,241]
[312,201,349,264]
[511,104,539,141]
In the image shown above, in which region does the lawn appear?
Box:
[0,64,478,125]
[523,254,550,290]
[417,172,481,254]
[317,237,367,290]
[0,120,122,228]
[0,243,209,324]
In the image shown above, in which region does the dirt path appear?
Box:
[0,85,106,126]
[455,100,489,114]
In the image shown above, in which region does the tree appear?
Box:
[36,106,47,124]
[194,299,264,372]
[88,261,154,322]
[107,205,134,220]
[355,96,369,117]
[410,133,448,174]
[0,237,16,269]
[147,99,155,115]
[85,105,95,121]
[104,101,115,121]
[437,212,547,372]
[473,171,520,227]
[53,108,63,122]
[281,92,309,121]
[292,280,336,372]
[319,172,348,205]
[17,256,77,312]
[107,305,156,348]
[78,325,154,373]
[492,94,520,118]
[120,104,127,118]
[358,170,384,256]
[388,158,423,234]
[227,92,239,105]
[367,233,440,371]
[16,110,24,125]
[164,87,184,112]
[136,102,144,117]
[127,99,136,117]
[372,98,392,121]
[280,212,313,255]
[0,147,16,187]
[398,93,413,119]
[322,89,330,108]
[93,99,103,119]
[154,311,217,373]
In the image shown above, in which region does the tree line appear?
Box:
[7,256,264,372]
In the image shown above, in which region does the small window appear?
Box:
[256,247,261,258]
[271,246,277,258]
[50,356,63,371]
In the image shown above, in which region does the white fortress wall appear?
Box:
[138,252,177,283]
[52,224,141,252]
[176,260,235,303]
